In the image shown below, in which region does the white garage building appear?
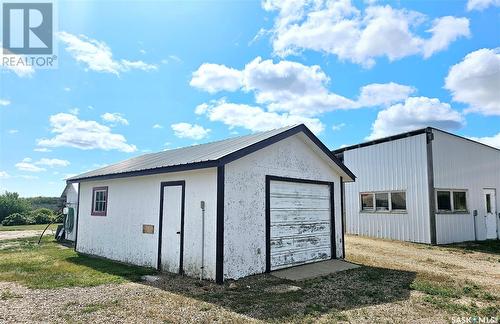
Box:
[333,127,500,245]
[67,125,355,283]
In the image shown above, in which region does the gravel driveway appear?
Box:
[0,281,256,323]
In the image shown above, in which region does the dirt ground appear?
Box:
[0,229,54,241]
[0,235,498,323]
[346,235,500,291]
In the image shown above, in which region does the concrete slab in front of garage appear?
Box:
[272,259,360,281]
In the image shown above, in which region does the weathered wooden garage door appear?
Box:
[269,178,332,270]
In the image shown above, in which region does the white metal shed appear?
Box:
[333,127,500,245]
[67,124,355,282]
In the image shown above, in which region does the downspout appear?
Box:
[426,128,437,245]
[200,201,205,280]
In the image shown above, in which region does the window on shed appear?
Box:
[92,187,108,216]
[391,192,406,210]
[437,191,451,211]
[453,192,467,212]
[486,194,492,213]
[375,193,389,211]
[361,193,374,211]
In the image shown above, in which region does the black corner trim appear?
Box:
[340,177,346,258]
[330,182,336,259]
[265,176,271,273]
[215,165,225,284]
[157,181,186,274]
[265,175,336,272]
[426,129,437,245]
[74,182,81,252]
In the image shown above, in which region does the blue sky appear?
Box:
[1,0,499,197]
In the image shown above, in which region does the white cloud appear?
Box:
[357,82,416,107]
[101,112,129,126]
[422,16,470,59]
[367,97,465,139]
[191,57,414,116]
[190,63,242,93]
[0,171,10,178]
[263,1,469,67]
[7,129,18,134]
[168,55,182,63]
[0,99,11,106]
[19,175,39,180]
[152,124,163,129]
[467,0,500,11]
[15,158,46,172]
[64,87,71,92]
[196,99,325,134]
[69,107,79,115]
[14,157,70,172]
[34,148,51,152]
[58,32,157,75]
[35,158,70,167]
[171,123,211,140]
[445,48,500,116]
[37,113,137,152]
[332,123,346,131]
[468,132,500,149]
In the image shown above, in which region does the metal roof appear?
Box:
[332,127,500,154]
[67,124,355,182]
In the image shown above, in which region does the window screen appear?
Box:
[453,192,467,212]
[391,192,407,210]
[437,191,451,211]
[361,193,374,211]
[375,193,389,211]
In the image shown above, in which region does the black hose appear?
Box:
[38,221,55,245]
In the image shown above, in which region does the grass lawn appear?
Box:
[0,223,61,232]
[0,236,155,289]
[0,235,498,322]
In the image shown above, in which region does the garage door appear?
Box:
[269,179,332,270]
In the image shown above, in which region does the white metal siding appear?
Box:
[76,168,218,279]
[432,130,500,243]
[270,180,331,270]
[343,134,431,243]
[224,134,344,280]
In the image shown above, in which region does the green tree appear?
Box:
[0,191,32,223]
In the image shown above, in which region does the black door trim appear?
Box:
[265,175,336,273]
[158,180,186,274]
[215,165,225,284]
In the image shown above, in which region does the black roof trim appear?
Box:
[67,161,219,183]
[332,128,429,154]
[68,124,355,183]
[333,127,500,154]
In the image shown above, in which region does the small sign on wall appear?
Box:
[143,224,154,234]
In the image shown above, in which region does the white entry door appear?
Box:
[160,182,185,273]
[484,189,497,239]
[269,179,332,271]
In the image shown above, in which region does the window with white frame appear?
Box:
[360,191,407,212]
[436,190,467,213]
[92,186,108,216]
